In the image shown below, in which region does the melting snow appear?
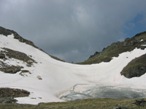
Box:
[0,34,146,104]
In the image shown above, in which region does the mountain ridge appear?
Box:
[0,26,146,104]
[81,31,146,64]
[0,26,37,48]
[0,26,65,62]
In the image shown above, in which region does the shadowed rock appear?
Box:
[0,65,22,74]
[121,54,146,78]
[133,99,146,107]
[0,97,17,104]
[0,88,30,98]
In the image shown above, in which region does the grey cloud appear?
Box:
[0,0,146,62]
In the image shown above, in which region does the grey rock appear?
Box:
[0,65,22,74]
[0,97,17,104]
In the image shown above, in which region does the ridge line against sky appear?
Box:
[0,0,146,62]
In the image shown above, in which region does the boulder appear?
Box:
[121,54,146,78]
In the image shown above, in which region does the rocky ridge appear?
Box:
[82,32,146,64]
[81,32,146,78]
[0,27,37,48]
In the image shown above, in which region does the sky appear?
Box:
[0,0,146,62]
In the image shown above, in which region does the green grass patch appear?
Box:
[0,98,146,109]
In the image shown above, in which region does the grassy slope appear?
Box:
[80,32,146,64]
[0,98,145,109]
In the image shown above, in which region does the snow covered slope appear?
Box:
[0,27,146,104]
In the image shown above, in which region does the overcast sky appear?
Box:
[0,0,146,62]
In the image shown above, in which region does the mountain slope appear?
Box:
[0,26,37,48]
[0,27,146,104]
[81,32,146,64]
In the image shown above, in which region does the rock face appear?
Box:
[121,54,146,78]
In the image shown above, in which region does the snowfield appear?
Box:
[0,34,146,104]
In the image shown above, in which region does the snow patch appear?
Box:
[0,34,146,104]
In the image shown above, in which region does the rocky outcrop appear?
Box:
[0,97,17,104]
[0,88,29,103]
[0,48,36,74]
[0,65,22,74]
[2,48,36,66]
[0,88,30,98]
[121,54,146,78]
